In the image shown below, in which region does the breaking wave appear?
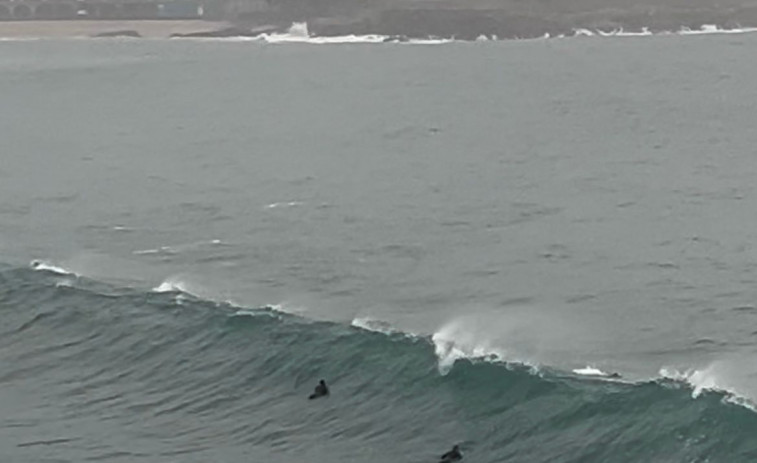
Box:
[30,259,79,276]
[3,264,757,462]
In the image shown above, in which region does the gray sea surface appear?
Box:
[3,33,757,402]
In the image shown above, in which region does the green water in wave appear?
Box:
[2,267,757,462]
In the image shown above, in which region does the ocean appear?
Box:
[3,29,757,462]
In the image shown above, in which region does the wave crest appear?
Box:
[659,363,757,411]
[351,317,404,335]
[431,319,523,375]
[152,277,199,296]
[30,260,78,276]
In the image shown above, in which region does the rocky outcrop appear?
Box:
[237,0,757,39]
[169,25,281,37]
[92,30,142,38]
[309,10,568,40]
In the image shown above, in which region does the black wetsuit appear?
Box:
[309,381,329,400]
[440,446,462,462]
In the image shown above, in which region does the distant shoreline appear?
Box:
[2,12,757,42]
[0,20,232,38]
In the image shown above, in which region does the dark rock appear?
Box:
[170,25,281,38]
[234,0,757,41]
[93,30,141,38]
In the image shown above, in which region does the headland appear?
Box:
[2,0,757,40]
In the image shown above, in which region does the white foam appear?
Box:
[597,29,620,37]
[659,365,757,411]
[233,308,256,316]
[351,317,403,335]
[615,27,653,37]
[152,277,198,296]
[571,27,654,38]
[267,303,308,315]
[134,239,224,255]
[185,22,757,47]
[228,301,305,315]
[265,201,303,209]
[571,366,626,381]
[563,25,757,41]
[192,22,451,45]
[133,248,160,255]
[678,24,757,35]
[233,308,276,317]
[133,246,175,255]
[431,320,509,375]
[574,25,757,39]
[408,38,454,45]
[573,28,596,37]
[252,22,380,44]
[659,366,722,398]
[228,301,285,318]
[573,366,610,376]
[30,260,79,276]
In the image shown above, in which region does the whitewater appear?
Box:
[175,21,757,44]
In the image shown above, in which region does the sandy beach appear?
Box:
[0,20,232,38]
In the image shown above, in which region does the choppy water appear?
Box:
[3,32,757,462]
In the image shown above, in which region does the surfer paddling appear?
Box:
[309,379,329,400]
[440,445,462,462]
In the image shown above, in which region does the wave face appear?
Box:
[3,265,757,462]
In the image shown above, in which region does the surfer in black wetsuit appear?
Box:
[440,445,462,462]
[309,380,329,400]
